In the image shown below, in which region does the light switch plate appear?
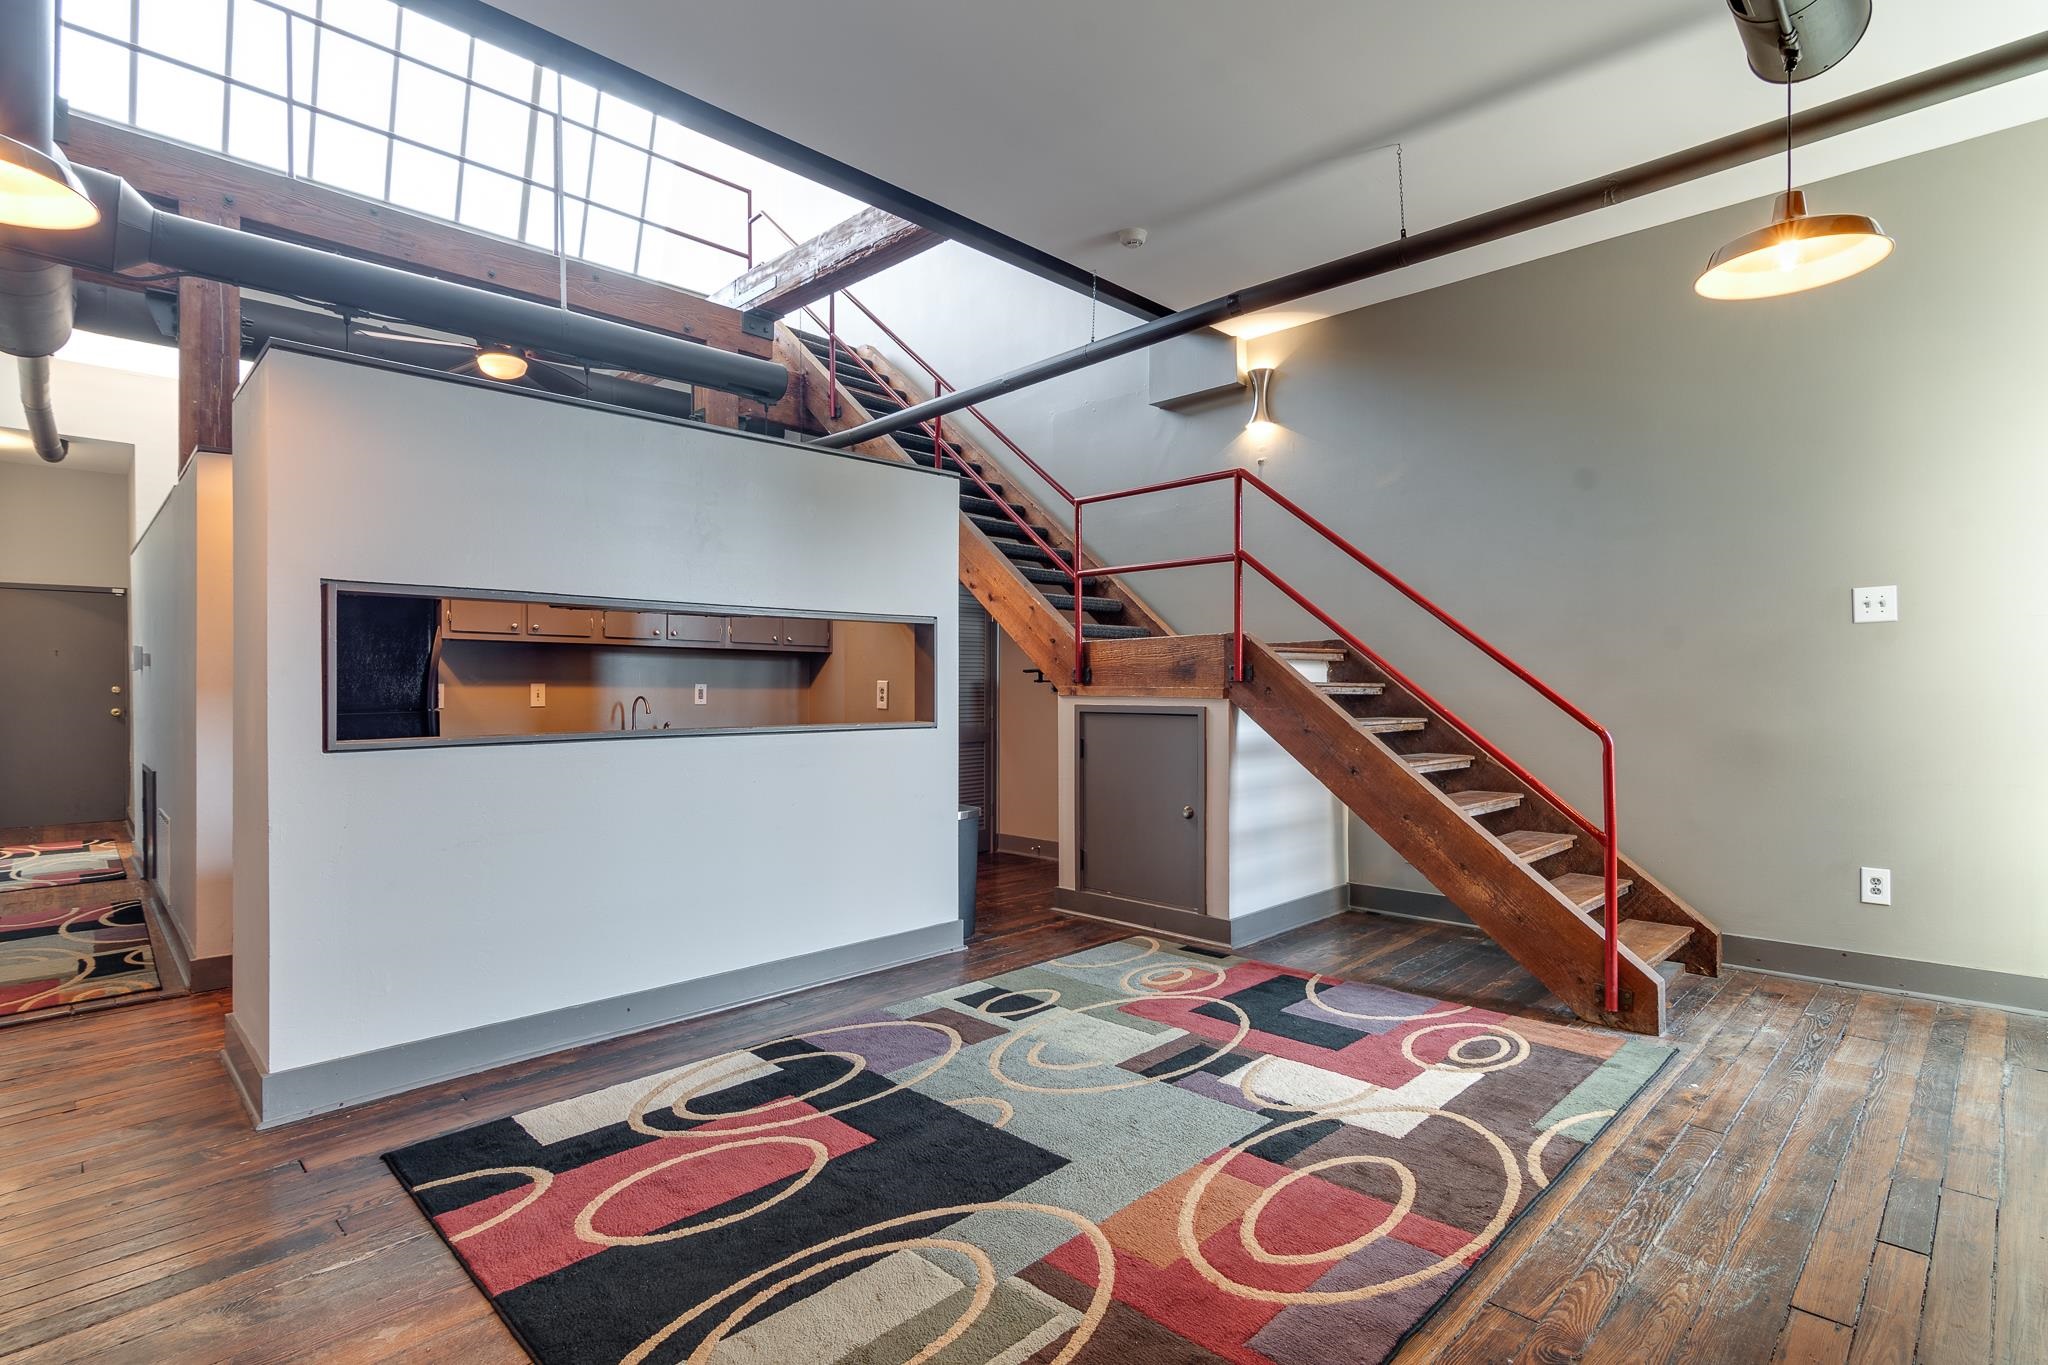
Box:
[1852,586,1898,623]
[875,679,889,710]
[529,683,546,707]
[694,683,708,705]
[1860,866,1892,905]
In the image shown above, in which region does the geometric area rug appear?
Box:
[387,936,1673,1364]
[0,898,159,1016]
[0,839,127,894]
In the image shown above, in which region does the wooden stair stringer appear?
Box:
[851,343,1176,640]
[1232,638,1668,1034]
[1321,648,1720,977]
[782,323,1082,684]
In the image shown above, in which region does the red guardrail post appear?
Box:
[1602,741,1620,1012]
[1232,471,1246,682]
[1072,501,1086,685]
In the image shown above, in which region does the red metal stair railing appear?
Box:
[741,220,1620,1011]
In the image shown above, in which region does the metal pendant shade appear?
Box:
[0,134,100,231]
[1694,189,1892,300]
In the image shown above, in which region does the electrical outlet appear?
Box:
[693,683,708,706]
[1860,866,1891,905]
[1852,586,1898,623]
[437,683,445,710]
[875,679,889,710]
[528,682,546,708]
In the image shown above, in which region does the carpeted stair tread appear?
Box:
[1080,623,1152,639]
[970,513,1053,542]
[1038,593,1124,615]
[1015,563,1109,586]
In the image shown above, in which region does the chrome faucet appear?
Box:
[630,695,651,731]
[609,700,627,731]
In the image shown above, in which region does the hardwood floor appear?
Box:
[0,852,2038,1362]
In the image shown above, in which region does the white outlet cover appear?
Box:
[1860,866,1892,905]
[694,683,708,705]
[529,682,546,707]
[875,679,889,710]
[1852,586,1899,623]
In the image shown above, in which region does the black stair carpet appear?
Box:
[797,330,1151,642]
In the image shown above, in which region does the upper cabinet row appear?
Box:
[442,599,833,653]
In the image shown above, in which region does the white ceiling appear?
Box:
[498,1,2048,331]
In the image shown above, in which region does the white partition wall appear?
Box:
[228,348,961,1124]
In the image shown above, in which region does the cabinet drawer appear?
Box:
[726,615,784,647]
[603,610,668,642]
[445,598,524,636]
[783,617,832,650]
[666,613,726,645]
[526,604,597,639]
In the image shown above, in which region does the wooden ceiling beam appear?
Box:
[713,206,937,317]
[58,115,769,360]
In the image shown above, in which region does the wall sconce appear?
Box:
[1244,366,1275,431]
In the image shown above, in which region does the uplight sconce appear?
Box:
[1245,367,1275,431]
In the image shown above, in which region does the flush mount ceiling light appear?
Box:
[474,344,529,382]
[1696,20,1891,301]
[1245,366,1275,430]
[0,133,99,230]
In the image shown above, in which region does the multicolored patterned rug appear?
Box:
[0,840,127,894]
[0,898,159,1015]
[388,936,1672,1364]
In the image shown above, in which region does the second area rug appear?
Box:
[0,898,159,1016]
[388,935,1673,1364]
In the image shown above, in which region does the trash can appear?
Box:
[958,807,981,938]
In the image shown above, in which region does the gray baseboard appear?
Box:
[994,834,1058,862]
[219,920,967,1129]
[1347,882,2047,1015]
[150,901,233,995]
[1053,885,1345,950]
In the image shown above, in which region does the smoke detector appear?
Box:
[1116,226,1149,249]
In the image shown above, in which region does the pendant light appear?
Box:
[475,344,529,382]
[1696,68,1891,300]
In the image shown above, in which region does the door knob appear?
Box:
[1181,805,1195,819]
[110,707,124,718]
[111,685,122,694]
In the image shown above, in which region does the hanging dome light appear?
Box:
[475,344,529,382]
[0,131,99,231]
[1695,46,1892,301]
[1695,190,1892,300]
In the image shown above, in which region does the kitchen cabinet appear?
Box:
[727,615,785,648]
[729,615,832,652]
[446,598,523,636]
[604,610,668,642]
[666,613,726,645]
[526,604,597,640]
[783,617,832,650]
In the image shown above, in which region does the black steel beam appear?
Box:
[816,29,2048,450]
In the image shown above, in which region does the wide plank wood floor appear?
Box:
[0,852,2038,1362]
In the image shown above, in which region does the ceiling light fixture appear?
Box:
[1696,44,1891,301]
[1245,367,1275,431]
[475,344,529,382]
[0,134,99,230]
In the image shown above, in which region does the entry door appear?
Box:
[1077,708,1205,911]
[0,586,130,827]
[959,588,995,852]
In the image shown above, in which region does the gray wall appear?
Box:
[849,117,2048,982]
[0,462,130,588]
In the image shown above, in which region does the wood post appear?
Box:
[176,201,240,467]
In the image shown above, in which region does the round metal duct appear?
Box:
[1726,0,1873,82]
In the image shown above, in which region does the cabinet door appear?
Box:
[446,598,523,636]
[783,617,832,650]
[726,616,784,647]
[603,610,667,642]
[666,613,726,645]
[527,604,597,639]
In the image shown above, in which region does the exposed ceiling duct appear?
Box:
[0,1,77,462]
[70,283,704,423]
[0,167,790,405]
[1726,0,1873,83]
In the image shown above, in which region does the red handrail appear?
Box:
[745,214,1621,1011]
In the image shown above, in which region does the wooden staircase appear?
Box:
[780,324,1719,1035]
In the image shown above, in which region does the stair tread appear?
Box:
[1550,872,1635,911]
[1275,646,1349,661]
[959,495,1014,518]
[970,513,1051,542]
[1402,752,1474,774]
[1041,593,1124,615]
[1017,563,1109,586]
[1451,790,1524,817]
[1355,716,1428,734]
[1082,623,1152,639]
[1497,829,1576,863]
[1317,682,1385,696]
[1619,918,1694,966]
